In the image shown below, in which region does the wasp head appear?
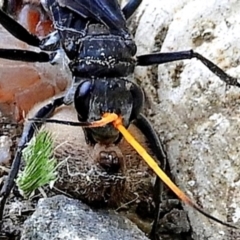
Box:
[74,77,144,145]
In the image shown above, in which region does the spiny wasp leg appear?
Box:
[0,49,50,62]
[0,8,40,47]
[0,9,54,62]
[0,8,52,62]
[0,97,64,224]
[137,50,240,87]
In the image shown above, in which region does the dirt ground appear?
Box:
[0,112,23,239]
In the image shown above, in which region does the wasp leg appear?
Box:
[137,50,240,87]
[0,96,64,225]
[133,113,166,239]
[122,0,142,20]
[0,49,50,62]
[0,8,60,56]
[134,113,166,167]
[0,8,40,47]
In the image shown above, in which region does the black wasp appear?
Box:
[0,0,239,239]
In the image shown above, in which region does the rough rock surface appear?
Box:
[1,1,240,240]
[21,195,149,240]
[131,0,240,239]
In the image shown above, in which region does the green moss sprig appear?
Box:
[16,129,58,198]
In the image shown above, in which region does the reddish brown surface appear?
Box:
[18,4,53,36]
[0,65,40,102]
[0,61,68,121]
[0,3,67,121]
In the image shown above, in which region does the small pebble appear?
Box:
[0,135,12,164]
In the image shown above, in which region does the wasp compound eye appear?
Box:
[74,80,93,121]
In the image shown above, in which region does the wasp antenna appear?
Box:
[112,116,239,230]
[28,113,118,128]
[28,118,90,126]
[192,202,238,229]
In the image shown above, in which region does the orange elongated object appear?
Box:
[94,113,119,127]
[110,114,238,229]
[30,111,238,228]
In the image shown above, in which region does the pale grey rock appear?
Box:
[21,195,148,240]
[132,0,240,239]
[0,135,12,164]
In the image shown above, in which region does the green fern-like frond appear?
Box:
[16,129,58,198]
